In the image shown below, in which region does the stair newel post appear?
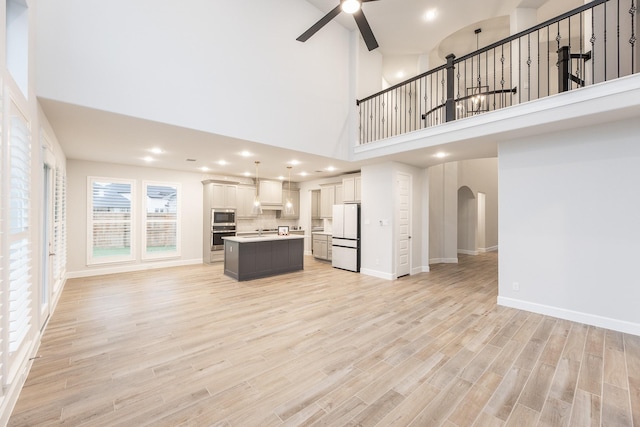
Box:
[558,46,571,92]
[445,54,456,122]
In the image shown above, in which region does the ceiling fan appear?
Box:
[297,0,380,51]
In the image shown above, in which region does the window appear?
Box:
[7,100,32,375]
[143,182,180,259]
[6,0,29,98]
[87,177,135,265]
[53,167,66,289]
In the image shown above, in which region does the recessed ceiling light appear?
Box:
[299,171,308,177]
[424,9,437,21]
[327,166,336,172]
[150,147,163,154]
[278,175,285,180]
[243,171,251,177]
[143,156,154,162]
[396,70,406,79]
[290,160,300,166]
[434,152,447,158]
[200,166,210,172]
[240,150,251,157]
[218,160,227,166]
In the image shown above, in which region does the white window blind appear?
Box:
[8,105,32,357]
[143,182,180,259]
[53,167,66,289]
[88,178,135,264]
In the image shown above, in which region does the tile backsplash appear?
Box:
[236,210,299,232]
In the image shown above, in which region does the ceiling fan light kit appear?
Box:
[341,0,361,14]
[297,0,380,51]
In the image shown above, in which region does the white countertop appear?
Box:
[223,234,305,243]
[236,230,305,236]
[312,231,333,236]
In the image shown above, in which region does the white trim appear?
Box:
[0,332,40,427]
[478,245,498,253]
[86,176,136,265]
[67,258,203,279]
[497,296,640,337]
[412,266,429,274]
[141,180,181,260]
[429,257,459,264]
[457,249,479,255]
[360,268,394,280]
[354,74,640,163]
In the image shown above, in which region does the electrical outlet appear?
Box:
[512,282,520,291]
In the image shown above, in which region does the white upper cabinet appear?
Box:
[259,180,282,205]
[207,182,237,209]
[320,183,340,218]
[342,175,361,202]
[236,185,257,218]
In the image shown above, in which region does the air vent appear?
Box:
[186,158,197,162]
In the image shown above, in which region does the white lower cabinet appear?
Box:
[312,233,332,261]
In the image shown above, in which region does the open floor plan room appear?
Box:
[9,253,640,426]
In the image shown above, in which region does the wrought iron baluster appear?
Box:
[537,29,541,99]
[527,33,532,100]
[605,1,608,80]
[591,5,596,84]
[618,0,621,78]
[547,25,551,96]
[632,0,637,74]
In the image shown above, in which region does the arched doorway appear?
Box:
[457,186,477,255]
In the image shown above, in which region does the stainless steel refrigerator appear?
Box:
[332,203,360,272]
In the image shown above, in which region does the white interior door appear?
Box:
[40,163,54,329]
[396,172,411,277]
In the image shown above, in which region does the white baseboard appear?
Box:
[478,245,498,253]
[67,258,204,279]
[412,266,429,274]
[0,335,41,427]
[497,296,640,337]
[360,268,394,280]
[457,249,479,255]
[429,258,459,265]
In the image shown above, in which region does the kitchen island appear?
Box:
[223,234,304,281]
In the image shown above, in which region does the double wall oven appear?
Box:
[211,209,236,251]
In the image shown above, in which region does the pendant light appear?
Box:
[251,161,263,215]
[283,166,295,216]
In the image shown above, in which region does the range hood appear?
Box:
[261,204,283,211]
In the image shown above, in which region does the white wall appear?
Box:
[35,0,357,161]
[458,157,499,250]
[498,117,640,335]
[361,161,427,279]
[429,158,499,262]
[66,160,205,277]
[428,162,458,263]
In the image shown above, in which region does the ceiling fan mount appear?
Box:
[297,0,380,51]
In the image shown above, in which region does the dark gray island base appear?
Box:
[223,235,305,281]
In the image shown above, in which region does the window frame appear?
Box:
[141,181,181,260]
[5,95,34,384]
[87,177,136,265]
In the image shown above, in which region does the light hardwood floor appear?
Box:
[9,253,640,426]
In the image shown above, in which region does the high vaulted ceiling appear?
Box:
[40,0,580,182]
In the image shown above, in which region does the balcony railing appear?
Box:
[356,0,638,145]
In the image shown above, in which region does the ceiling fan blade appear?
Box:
[296,4,343,42]
[353,9,379,51]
